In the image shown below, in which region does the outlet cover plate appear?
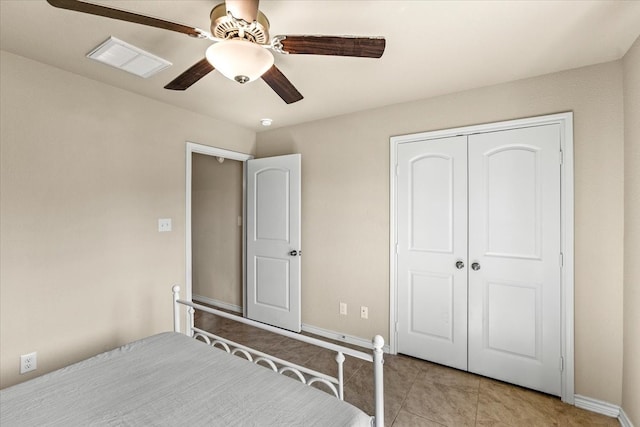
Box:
[20,351,37,374]
[360,306,368,319]
[158,218,172,232]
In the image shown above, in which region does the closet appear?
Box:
[393,121,563,396]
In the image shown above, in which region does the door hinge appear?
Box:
[395,243,399,254]
[559,252,564,267]
[395,164,399,176]
[560,356,564,372]
[395,321,399,332]
[560,150,564,165]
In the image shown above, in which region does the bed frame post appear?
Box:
[372,335,384,427]
[187,307,195,337]
[172,285,181,333]
[335,352,345,400]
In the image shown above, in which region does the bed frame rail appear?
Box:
[172,285,384,427]
[191,327,344,399]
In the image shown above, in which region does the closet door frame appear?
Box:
[389,112,574,404]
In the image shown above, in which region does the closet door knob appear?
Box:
[288,250,299,257]
[455,260,465,269]
[471,262,481,271]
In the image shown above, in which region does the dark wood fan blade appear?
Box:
[225,0,259,23]
[164,58,215,91]
[278,35,386,58]
[46,0,203,37]
[261,65,303,104]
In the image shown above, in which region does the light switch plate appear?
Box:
[340,302,347,315]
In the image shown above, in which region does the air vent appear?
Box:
[87,36,171,78]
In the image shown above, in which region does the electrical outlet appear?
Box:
[360,306,368,319]
[339,302,347,315]
[158,218,172,232]
[20,352,37,374]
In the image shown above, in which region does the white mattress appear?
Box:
[1,332,373,426]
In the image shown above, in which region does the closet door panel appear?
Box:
[396,136,468,370]
[485,147,540,258]
[467,124,561,396]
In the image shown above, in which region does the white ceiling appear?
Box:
[2,0,639,132]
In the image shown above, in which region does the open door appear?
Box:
[246,154,301,332]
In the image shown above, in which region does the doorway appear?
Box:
[185,143,302,332]
[389,112,575,403]
[185,143,252,314]
[191,152,244,313]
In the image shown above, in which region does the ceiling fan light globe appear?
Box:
[206,39,274,84]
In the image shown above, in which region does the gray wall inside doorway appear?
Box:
[192,152,243,309]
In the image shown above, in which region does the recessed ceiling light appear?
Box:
[261,118,273,127]
[87,36,171,78]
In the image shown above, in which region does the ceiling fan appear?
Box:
[46,0,387,104]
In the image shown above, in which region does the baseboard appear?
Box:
[574,394,620,419]
[192,295,242,314]
[619,408,635,427]
[301,323,391,353]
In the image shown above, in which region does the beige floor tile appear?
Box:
[476,377,565,424]
[392,409,447,426]
[385,354,426,383]
[422,363,481,392]
[343,362,412,426]
[259,336,322,366]
[305,347,367,383]
[402,371,478,426]
[475,419,559,427]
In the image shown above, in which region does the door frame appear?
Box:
[185,142,253,317]
[389,112,574,403]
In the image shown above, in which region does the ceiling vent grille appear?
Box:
[87,36,171,78]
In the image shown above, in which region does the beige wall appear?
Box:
[0,51,255,388]
[622,36,640,425]
[1,43,633,411]
[192,153,243,308]
[257,61,625,405]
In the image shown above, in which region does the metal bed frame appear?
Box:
[172,285,385,427]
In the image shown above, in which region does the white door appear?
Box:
[467,125,561,395]
[396,124,562,395]
[246,154,301,332]
[396,136,469,370]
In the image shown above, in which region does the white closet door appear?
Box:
[467,125,561,395]
[396,136,468,370]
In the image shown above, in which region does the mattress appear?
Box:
[1,332,373,426]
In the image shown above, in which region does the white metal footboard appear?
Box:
[172,285,384,427]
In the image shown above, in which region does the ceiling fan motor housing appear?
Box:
[210,4,270,43]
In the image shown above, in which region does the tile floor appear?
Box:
[194,309,619,427]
